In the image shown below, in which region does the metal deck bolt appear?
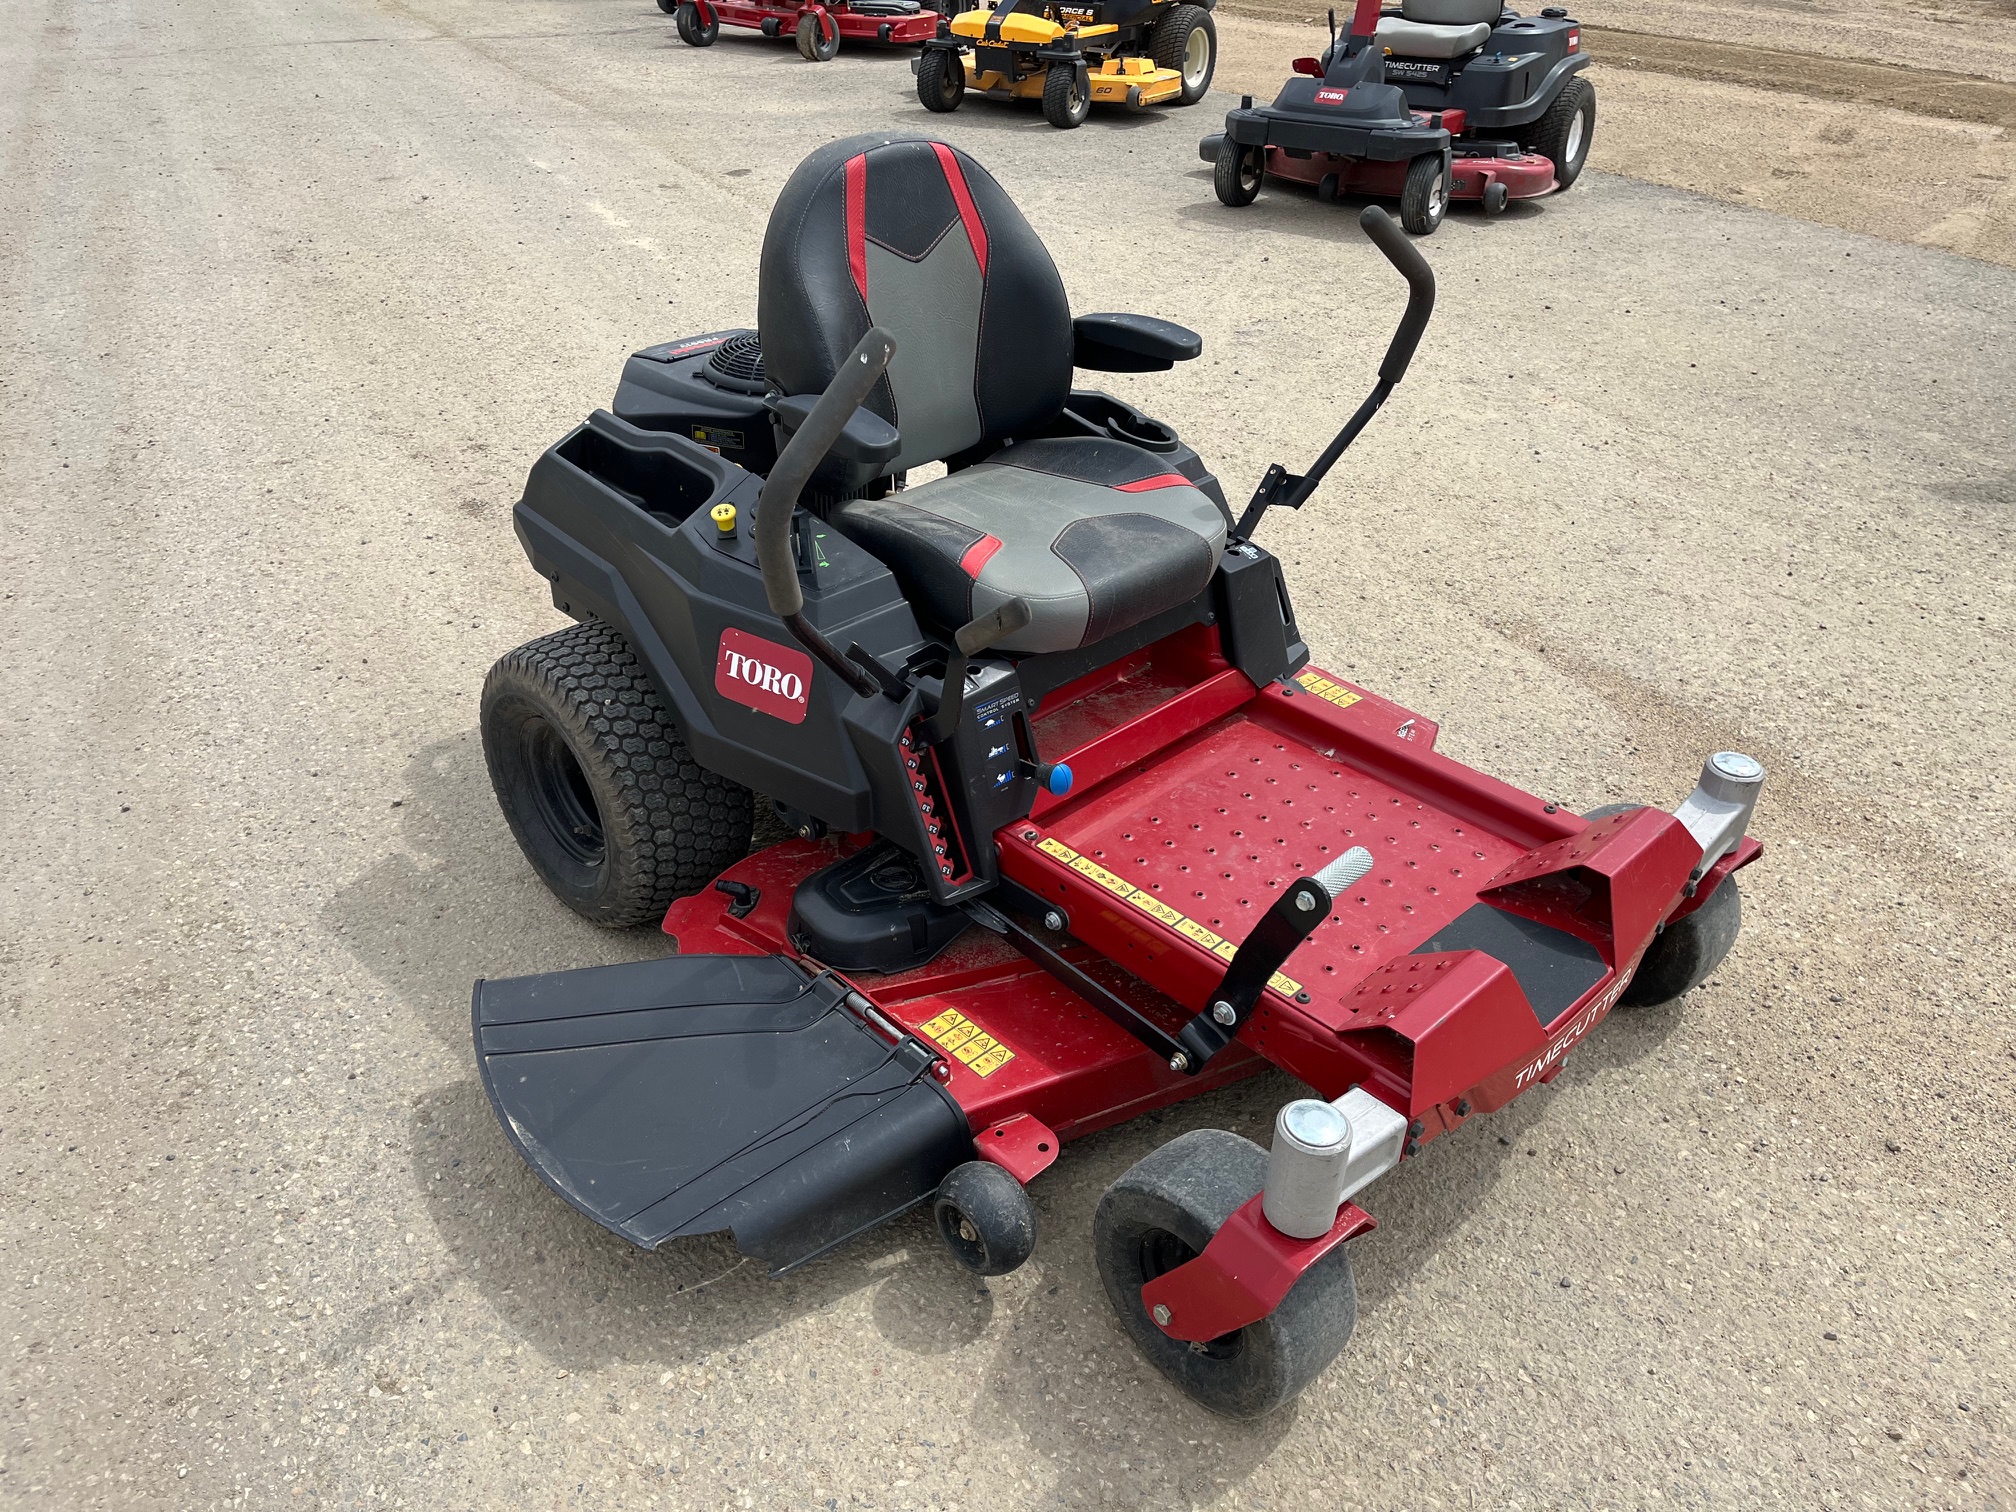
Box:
[1151,1303,1172,1327]
[1211,1001,1237,1026]
[1043,910,1066,932]
[1295,891,1316,912]
[1168,1051,1190,1072]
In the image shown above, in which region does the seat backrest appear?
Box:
[758,135,1074,473]
[1399,0,1499,23]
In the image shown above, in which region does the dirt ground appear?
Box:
[3,0,2014,1508]
[1215,0,2016,266]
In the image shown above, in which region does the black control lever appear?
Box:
[1235,207,1437,539]
[925,597,1032,745]
[1172,846,1374,1073]
[757,327,897,700]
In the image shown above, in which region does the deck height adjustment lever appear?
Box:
[1172,846,1373,1074]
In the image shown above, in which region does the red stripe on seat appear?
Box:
[931,142,989,276]
[1114,472,1192,493]
[845,153,868,304]
[959,533,1004,576]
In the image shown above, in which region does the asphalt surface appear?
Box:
[3,0,2013,1507]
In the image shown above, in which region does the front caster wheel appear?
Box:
[1399,152,1446,235]
[1041,63,1091,129]
[481,622,754,927]
[796,11,840,60]
[1582,804,1744,1006]
[1213,138,1264,206]
[1094,1129,1357,1419]
[674,1,718,42]
[933,1161,1037,1276]
[917,46,965,112]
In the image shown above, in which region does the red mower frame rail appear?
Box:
[666,0,942,60]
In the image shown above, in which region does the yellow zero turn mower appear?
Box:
[915,0,1217,129]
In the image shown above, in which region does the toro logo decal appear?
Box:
[716,628,813,725]
[1315,87,1350,104]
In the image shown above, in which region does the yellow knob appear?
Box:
[710,501,737,535]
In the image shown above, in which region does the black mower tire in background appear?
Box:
[796,11,840,60]
[481,621,754,929]
[1151,4,1217,106]
[917,47,966,112]
[934,1161,1038,1276]
[1524,76,1594,191]
[657,0,676,12]
[1399,153,1447,235]
[1094,1129,1357,1418]
[1213,138,1264,207]
[1582,804,1744,1006]
[1042,63,1091,129]
[674,0,718,42]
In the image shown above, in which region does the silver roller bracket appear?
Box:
[1260,1087,1410,1240]
[1672,751,1765,880]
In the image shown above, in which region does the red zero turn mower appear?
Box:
[663,0,943,60]
[1202,0,1594,234]
[473,134,1763,1417]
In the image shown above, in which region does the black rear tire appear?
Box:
[1150,3,1216,105]
[1042,62,1091,128]
[1399,152,1446,234]
[1213,137,1264,206]
[796,11,840,60]
[1523,75,1594,190]
[1094,1129,1357,1419]
[657,0,677,13]
[934,1161,1038,1276]
[917,47,966,112]
[481,622,753,928]
[674,1,718,42]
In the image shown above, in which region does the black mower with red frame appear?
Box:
[472,133,1760,1417]
[1202,0,1594,233]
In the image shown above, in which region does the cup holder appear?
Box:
[1066,393,1182,454]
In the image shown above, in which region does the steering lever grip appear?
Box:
[1357,207,1436,385]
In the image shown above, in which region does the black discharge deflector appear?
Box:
[473,954,972,1272]
[1411,904,1607,1027]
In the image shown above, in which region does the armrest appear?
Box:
[1072,312,1204,373]
[767,393,902,467]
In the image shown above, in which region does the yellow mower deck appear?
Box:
[967,54,1184,106]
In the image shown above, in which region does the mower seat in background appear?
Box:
[1375,0,1495,58]
[758,134,1225,655]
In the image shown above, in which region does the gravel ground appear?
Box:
[2,0,2012,1507]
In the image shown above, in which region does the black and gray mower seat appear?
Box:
[1375,0,1499,58]
[757,135,1225,655]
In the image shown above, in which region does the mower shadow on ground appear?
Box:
[409,1070,1001,1372]
[323,732,675,1054]
[1171,163,1552,243]
[891,99,1185,135]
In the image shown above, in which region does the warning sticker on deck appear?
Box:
[1028,838,1302,1000]
[1295,670,1364,710]
[917,1009,1016,1078]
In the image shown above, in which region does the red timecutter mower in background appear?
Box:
[662,0,944,61]
[1202,0,1594,233]
[471,134,1762,1416]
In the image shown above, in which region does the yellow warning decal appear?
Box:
[1295,670,1364,710]
[916,1009,1016,1078]
[1021,835,1304,1000]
